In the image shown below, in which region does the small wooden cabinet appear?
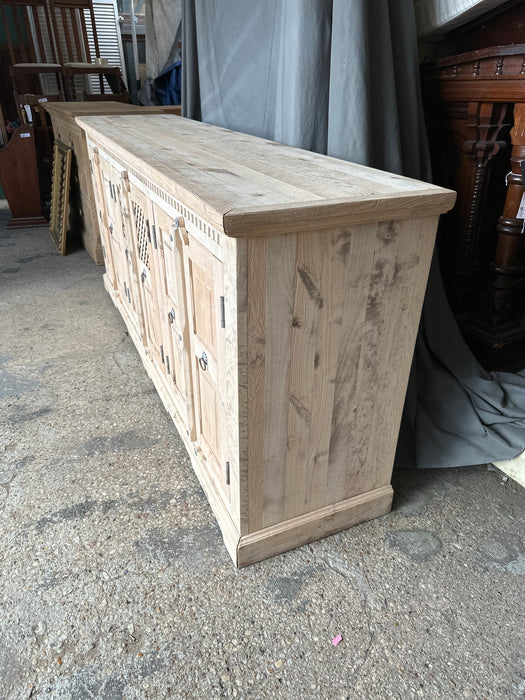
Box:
[79,114,455,566]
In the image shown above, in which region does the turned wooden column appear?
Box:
[460,100,510,266]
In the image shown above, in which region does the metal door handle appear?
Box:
[199,352,208,371]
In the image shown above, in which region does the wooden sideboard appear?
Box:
[79,114,455,566]
[44,102,181,264]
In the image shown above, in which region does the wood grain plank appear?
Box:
[260,235,297,529]
[223,235,246,532]
[341,219,407,498]
[246,238,267,532]
[325,222,379,505]
[304,229,348,512]
[283,233,321,520]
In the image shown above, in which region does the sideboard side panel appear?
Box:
[245,218,438,531]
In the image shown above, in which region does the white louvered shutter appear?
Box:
[87,0,128,93]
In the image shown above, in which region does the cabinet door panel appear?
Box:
[127,183,164,368]
[88,147,117,287]
[152,205,195,431]
[192,261,217,356]
[96,155,142,336]
[183,234,229,500]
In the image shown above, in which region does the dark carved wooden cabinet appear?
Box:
[423,42,525,365]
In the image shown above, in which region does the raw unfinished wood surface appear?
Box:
[81,114,455,566]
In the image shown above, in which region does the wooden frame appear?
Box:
[49,139,72,255]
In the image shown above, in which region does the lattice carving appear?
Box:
[133,201,150,269]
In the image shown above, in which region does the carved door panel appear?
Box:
[114,172,144,336]
[152,205,195,433]
[127,182,164,368]
[182,230,229,501]
[96,156,142,336]
[97,155,126,283]
[88,146,117,288]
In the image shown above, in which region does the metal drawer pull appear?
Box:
[199,351,208,371]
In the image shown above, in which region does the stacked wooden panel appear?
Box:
[79,114,455,566]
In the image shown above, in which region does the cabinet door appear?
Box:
[88,147,117,288]
[182,231,229,500]
[152,205,195,432]
[127,182,165,368]
[96,156,143,336]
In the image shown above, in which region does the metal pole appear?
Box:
[130,0,140,91]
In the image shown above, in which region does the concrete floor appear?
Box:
[1,210,524,699]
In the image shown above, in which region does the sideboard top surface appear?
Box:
[78,114,455,236]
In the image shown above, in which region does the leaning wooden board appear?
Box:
[78,114,456,566]
[44,102,181,264]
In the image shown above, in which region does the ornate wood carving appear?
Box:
[423,44,525,356]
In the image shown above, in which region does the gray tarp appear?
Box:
[181,0,525,469]
[146,0,182,80]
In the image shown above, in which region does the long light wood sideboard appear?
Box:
[78,114,456,567]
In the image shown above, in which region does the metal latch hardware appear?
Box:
[225,461,231,485]
[168,308,176,324]
[199,351,208,371]
[220,296,225,328]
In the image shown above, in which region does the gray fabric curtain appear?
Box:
[181,0,525,469]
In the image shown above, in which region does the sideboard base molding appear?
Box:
[236,485,393,568]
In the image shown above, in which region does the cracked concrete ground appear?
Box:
[0,210,524,699]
